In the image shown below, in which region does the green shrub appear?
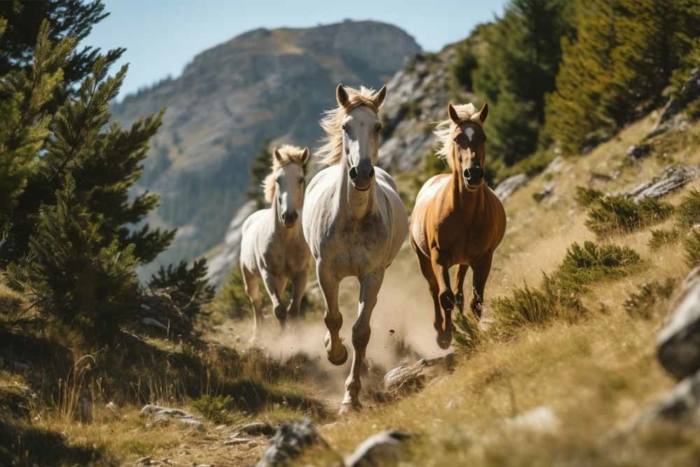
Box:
[210,267,252,319]
[624,278,676,320]
[574,187,605,208]
[558,241,641,285]
[648,228,682,250]
[493,274,586,330]
[585,196,674,235]
[675,189,700,230]
[684,230,700,267]
[191,394,240,425]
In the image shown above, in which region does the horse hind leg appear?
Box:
[341,270,384,414]
[242,267,263,341]
[471,253,494,319]
[453,264,469,315]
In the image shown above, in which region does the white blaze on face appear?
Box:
[342,106,381,168]
[275,163,305,224]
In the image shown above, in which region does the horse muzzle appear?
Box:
[349,164,375,192]
[463,166,484,192]
[281,211,299,228]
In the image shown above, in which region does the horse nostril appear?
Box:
[368,167,375,178]
[290,212,298,222]
[463,168,471,180]
[349,167,359,180]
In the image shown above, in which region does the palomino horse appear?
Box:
[303,85,408,413]
[240,145,311,339]
[410,103,506,349]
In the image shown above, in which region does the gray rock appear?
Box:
[141,404,203,430]
[505,406,560,433]
[657,268,700,380]
[625,165,699,203]
[225,437,252,446]
[494,174,529,201]
[656,68,700,128]
[257,418,342,467]
[632,369,700,430]
[383,354,454,397]
[345,430,413,467]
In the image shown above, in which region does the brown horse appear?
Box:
[409,102,506,349]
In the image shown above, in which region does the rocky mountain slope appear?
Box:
[111,20,421,272]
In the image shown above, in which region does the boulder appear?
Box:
[631,369,700,430]
[345,430,413,467]
[494,174,529,201]
[625,165,699,203]
[236,421,277,437]
[140,404,203,430]
[257,418,342,467]
[657,268,700,380]
[383,354,454,397]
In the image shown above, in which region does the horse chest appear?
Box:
[325,217,388,275]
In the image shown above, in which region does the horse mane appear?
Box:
[263,145,307,203]
[434,103,484,170]
[317,86,380,166]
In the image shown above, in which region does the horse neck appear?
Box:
[336,161,377,222]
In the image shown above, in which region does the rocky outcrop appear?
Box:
[657,68,700,129]
[625,165,699,203]
[206,200,257,285]
[657,268,700,380]
[257,419,341,467]
[345,430,413,467]
[114,21,421,269]
[494,174,529,201]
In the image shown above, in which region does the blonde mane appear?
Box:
[434,103,484,170]
[317,86,381,166]
[263,145,308,203]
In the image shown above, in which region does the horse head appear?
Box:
[267,146,310,228]
[448,102,489,192]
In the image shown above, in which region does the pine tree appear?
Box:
[472,0,574,165]
[8,176,139,341]
[149,259,215,318]
[246,138,272,209]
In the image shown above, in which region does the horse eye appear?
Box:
[299,178,305,184]
[375,123,382,132]
[342,124,347,131]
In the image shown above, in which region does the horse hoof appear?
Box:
[436,332,452,350]
[338,401,361,415]
[327,344,348,366]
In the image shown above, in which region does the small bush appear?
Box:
[675,189,700,230]
[149,258,215,319]
[191,394,240,425]
[574,187,604,208]
[585,195,674,235]
[493,274,586,331]
[558,241,641,285]
[624,278,676,320]
[454,310,481,351]
[648,228,682,250]
[684,230,700,267]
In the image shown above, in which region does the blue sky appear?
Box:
[89,0,509,99]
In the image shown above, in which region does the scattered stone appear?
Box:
[141,404,203,430]
[627,144,653,161]
[625,165,699,203]
[657,267,700,380]
[105,401,121,419]
[135,457,152,466]
[544,156,565,174]
[656,67,700,129]
[225,437,252,446]
[256,418,341,467]
[236,421,276,437]
[345,430,414,467]
[494,174,529,201]
[384,354,454,397]
[505,406,560,434]
[533,183,555,203]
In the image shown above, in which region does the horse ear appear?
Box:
[448,103,460,125]
[336,84,349,108]
[374,85,387,108]
[273,147,283,163]
[477,102,489,123]
[301,147,310,166]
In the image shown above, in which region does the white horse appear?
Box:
[303,85,408,413]
[240,145,311,339]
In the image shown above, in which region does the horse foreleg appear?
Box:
[287,271,307,321]
[453,264,469,315]
[261,270,288,329]
[417,252,442,337]
[317,264,347,366]
[471,253,493,319]
[431,252,455,349]
[341,270,384,414]
[242,267,263,341]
